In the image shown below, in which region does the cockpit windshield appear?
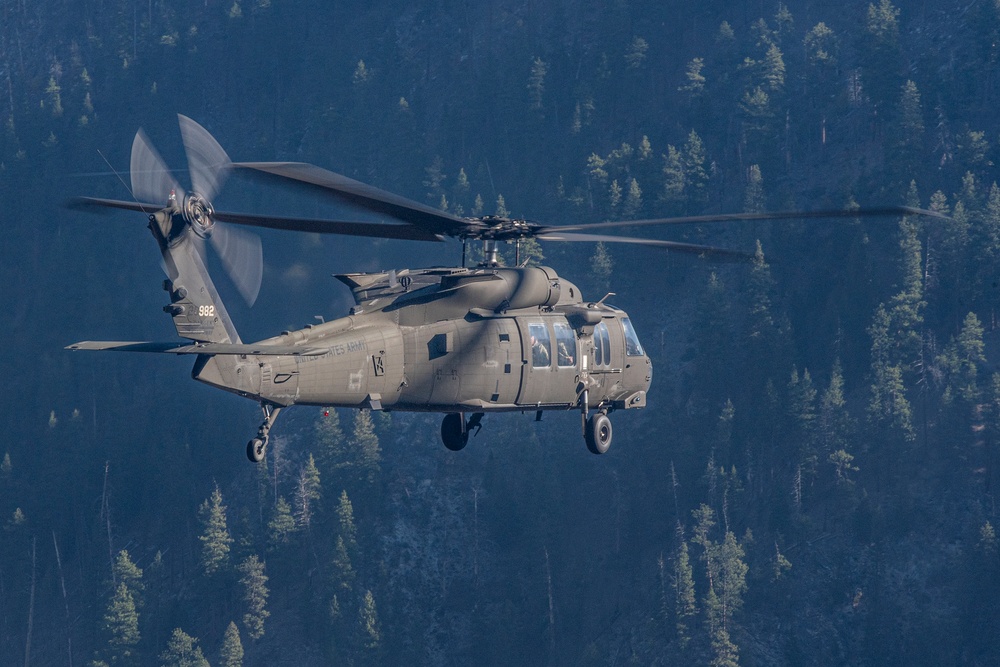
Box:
[622,317,644,356]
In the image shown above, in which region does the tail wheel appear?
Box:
[585,413,613,455]
[441,413,469,451]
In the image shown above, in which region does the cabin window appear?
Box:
[594,322,611,366]
[553,322,576,367]
[528,322,552,368]
[622,317,644,356]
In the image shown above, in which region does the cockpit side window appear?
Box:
[594,322,610,366]
[622,317,644,356]
[553,322,576,367]
[528,322,552,368]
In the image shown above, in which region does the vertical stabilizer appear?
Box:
[152,210,241,344]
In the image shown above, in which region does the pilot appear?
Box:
[531,334,550,367]
[557,340,574,366]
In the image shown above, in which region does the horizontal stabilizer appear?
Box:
[66,341,327,356]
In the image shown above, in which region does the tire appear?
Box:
[247,437,266,463]
[441,413,469,451]
[585,413,613,455]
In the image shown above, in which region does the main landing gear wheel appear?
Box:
[247,437,267,463]
[441,413,469,451]
[246,403,282,464]
[585,412,613,455]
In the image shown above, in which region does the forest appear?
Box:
[3,0,1000,664]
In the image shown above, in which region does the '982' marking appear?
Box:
[198,305,216,317]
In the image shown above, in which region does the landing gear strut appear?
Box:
[441,412,484,451]
[247,403,282,463]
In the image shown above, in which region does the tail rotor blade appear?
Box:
[178,114,231,201]
[210,222,263,306]
[130,129,180,206]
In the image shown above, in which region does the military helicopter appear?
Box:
[68,116,942,462]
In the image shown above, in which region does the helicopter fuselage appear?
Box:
[193,266,651,416]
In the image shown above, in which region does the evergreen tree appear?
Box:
[862,0,903,107]
[818,360,855,460]
[590,242,614,296]
[268,496,296,546]
[113,550,144,609]
[625,36,648,69]
[332,535,356,593]
[337,490,358,552]
[159,628,209,667]
[198,484,233,576]
[350,410,381,485]
[238,555,270,641]
[661,145,686,210]
[315,408,345,481]
[103,582,140,666]
[743,166,765,213]
[527,57,547,112]
[804,22,838,68]
[683,130,709,207]
[219,621,244,667]
[357,589,382,661]
[294,454,322,527]
[679,58,706,97]
[623,178,642,218]
[762,43,786,92]
[671,533,697,647]
[888,213,925,367]
[869,304,916,444]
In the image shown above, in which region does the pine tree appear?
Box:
[315,407,346,488]
[198,484,233,576]
[609,179,622,213]
[581,243,609,296]
[337,490,358,552]
[743,166,764,213]
[238,555,270,641]
[869,305,916,443]
[672,535,697,646]
[804,23,838,68]
[679,58,706,96]
[527,57,547,111]
[350,410,381,485]
[888,213,925,367]
[268,496,296,546]
[683,130,709,206]
[818,360,855,459]
[113,550,144,608]
[294,454,322,527]
[332,535,356,592]
[762,43,785,92]
[104,582,140,665]
[661,145,686,210]
[714,531,748,631]
[159,628,209,667]
[219,621,244,667]
[357,589,382,660]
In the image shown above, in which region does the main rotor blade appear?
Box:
[212,210,444,242]
[178,114,231,201]
[534,231,754,262]
[130,129,180,206]
[538,206,949,234]
[210,222,263,306]
[234,161,473,237]
[68,196,165,214]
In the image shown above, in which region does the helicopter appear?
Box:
[68,115,944,462]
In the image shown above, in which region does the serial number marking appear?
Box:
[198,305,216,317]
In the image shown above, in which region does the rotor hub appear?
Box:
[183,193,215,238]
